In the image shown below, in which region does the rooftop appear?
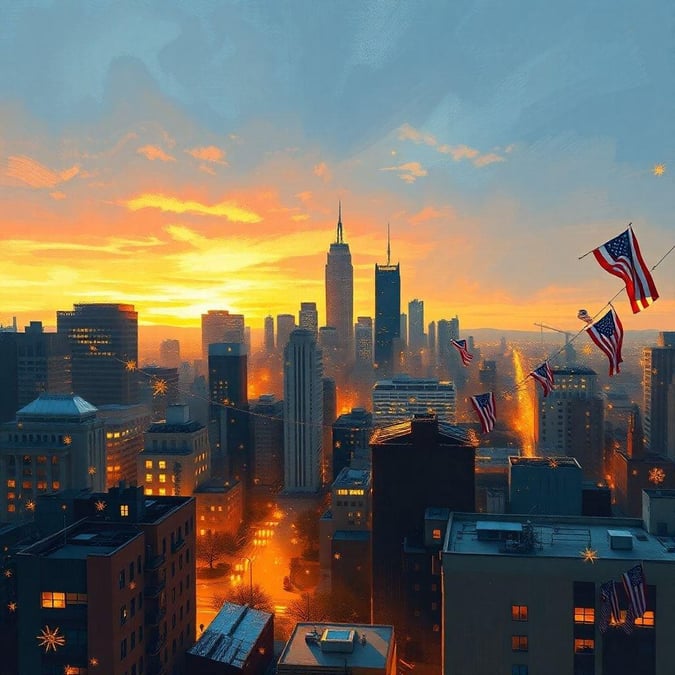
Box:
[188,603,271,666]
[509,456,581,469]
[370,419,476,446]
[18,394,97,419]
[444,512,675,562]
[332,467,371,488]
[278,623,394,670]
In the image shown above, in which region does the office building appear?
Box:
[208,343,250,484]
[283,329,323,493]
[201,310,245,362]
[437,317,460,380]
[322,377,337,484]
[278,623,396,675]
[325,204,354,361]
[16,485,196,675]
[276,314,296,352]
[138,366,180,422]
[374,229,400,376]
[332,407,373,477]
[186,603,274,674]
[97,403,151,488]
[355,316,373,368]
[643,331,675,457]
[263,315,275,353]
[250,395,284,491]
[372,375,456,427]
[0,394,106,521]
[442,511,670,675]
[159,338,181,369]
[371,416,475,657]
[535,366,605,481]
[193,478,243,538]
[408,300,425,353]
[299,302,319,340]
[428,321,436,361]
[57,303,139,406]
[138,405,210,497]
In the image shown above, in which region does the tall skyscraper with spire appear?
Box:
[375,226,401,376]
[325,203,354,363]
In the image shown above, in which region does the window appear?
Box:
[119,570,126,589]
[120,504,129,517]
[121,604,128,625]
[574,607,595,623]
[159,474,166,483]
[432,528,442,540]
[6,480,15,488]
[574,639,594,654]
[512,666,528,675]
[145,473,153,483]
[145,460,153,469]
[120,638,127,659]
[635,610,655,628]
[66,593,88,605]
[512,636,528,652]
[512,605,528,621]
[41,592,66,608]
[159,488,166,496]
[159,460,166,469]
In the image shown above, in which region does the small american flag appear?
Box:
[592,227,659,313]
[586,308,624,376]
[530,362,554,397]
[451,339,473,366]
[470,392,496,434]
[598,581,615,633]
[622,563,647,618]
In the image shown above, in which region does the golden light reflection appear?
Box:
[511,348,535,457]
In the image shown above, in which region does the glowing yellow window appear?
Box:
[512,605,528,621]
[159,488,166,496]
[574,607,595,624]
[159,474,166,483]
[145,489,153,496]
[574,639,594,654]
[145,460,153,469]
[145,473,153,483]
[635,610,655,627]
[432,528,442,540]
[6,480,15,488]
[120,505,129,517]
[159,460,167,470]
[41,591,66,608]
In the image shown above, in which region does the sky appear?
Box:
[1,0,674,334]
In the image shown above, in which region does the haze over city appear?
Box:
[1,1,674,336]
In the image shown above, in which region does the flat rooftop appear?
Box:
[444,513,675,562]
[278,623,394,670]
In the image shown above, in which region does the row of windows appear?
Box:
[512,604,655,628]
[41,592,87,608]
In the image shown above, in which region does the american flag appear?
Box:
[598,581,616,633]
[451,339,473,366]
[586,308,624,376]
[622,563,647,618]
[577,309,593,324]
[470,392,496,433]
[530,362,554,397]
[592,227,659,313]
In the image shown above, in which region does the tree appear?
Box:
[212,583,274,614]
[196,531,232,569]
[286,591,331,623]
[293,508,320,551]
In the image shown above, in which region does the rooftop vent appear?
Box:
[607,529,633,550]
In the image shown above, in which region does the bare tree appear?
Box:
[196,531,231,569]
[212,583,274,614]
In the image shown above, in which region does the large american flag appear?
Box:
[470,392,496,433]
[622,563,647,618]
[451,339,473,366]
[592,227,659,313]
[530,361,554,397]
[586,308,624,376]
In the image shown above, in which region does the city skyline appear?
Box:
[1,2,674,333]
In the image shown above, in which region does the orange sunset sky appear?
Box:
[1,2,674,335]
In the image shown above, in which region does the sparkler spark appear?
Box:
[649,467,666,485]
[124,359,137,372]
[37,625,66,652]
[580,547,598,563]
[152,378,168,396]
[94,500,107,512]
[652,163,666,176]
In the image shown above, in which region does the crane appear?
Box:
[533,323,576,365]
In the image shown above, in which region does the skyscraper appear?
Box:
[354,316,373,367]
[325,203,354,361]
[374,227,400,375]
[408,299,425,352]
[264,315,275,353]
[283,329,323,492]
[159,338,181,369]
[276,314,296,352]
[57,303,138,406]
[299,302,319,340]
[643,332,675,457]
[201,310,245,361]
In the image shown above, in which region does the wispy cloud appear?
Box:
[313,162,332,182]
[5,155,80,188]
[380,161,428,183]
[186,145,227,165]
[124,193,263,222]
[137,145,176,162]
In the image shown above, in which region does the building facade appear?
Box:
[374,260,401,377]
[201,310,245,362]
[643,331,675,457]
[250,395,284,491]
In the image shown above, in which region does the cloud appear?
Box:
[437,144,479,161]
[186,145,227,165]
[380,161,428,183]
[137,145,176,162]
[124,193,263,222]
[5,155,80,188]
[313,162,332,182]
[50,191,67,200]
[397,123,437,147]
[473,152,506,167]
[409,206,441,224]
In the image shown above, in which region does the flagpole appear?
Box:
[651,244,675,270]
[577,223,632,260]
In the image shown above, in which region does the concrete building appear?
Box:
[193,479,243,538]
[250,394,284,491]
[159,339,181,369]
[97,403,151,488]
[372,375,456,427]
[201,310,245,362]
[186,602,274,674]
[355,316,373,369]
[408,300,425,353]
[278,623,396,675]
[0,394,106,521]
[57,303,139,407]
[138,405,210,497]
[263,315,275,354]
[299,302,319,341]
[276,314,296,353]
[332,407,373,477]
[374,255,401,376]
[16,486,196,675]
[442,511,670,674]
[283,329,323,493]
[643,331,675,456]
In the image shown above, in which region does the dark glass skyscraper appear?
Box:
[374,229,400,375]
[56,303,138,406]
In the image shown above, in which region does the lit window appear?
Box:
[432,529,442,540]
[145,460,153,469]
[145,473,153,483]
[635,610,655,628]
[6,480,15,488]
[512,605,528,621]
[120,504,129,517]
[159,460,167,470]
[145,489,153,496]
[52,481,60,490]
[511,636,528,652]
[159,488,166,496]
[7,505,15,513]
[159,474,166,483]
[574,607,595,624]
[574,639,594,654]
[41,592,66,608]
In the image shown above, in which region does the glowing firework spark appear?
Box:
[548,458,559,469]
[25,500,36,512]
[7,602,16,612]
[63,435,72,446]
[649,467,666,485]
[580,547,598,563]
[124,359,137,371]
[37,625,66,652]
[94,500,107,512]
[3,569,12,578]
[88,466,97,476]
[152,379,168,396]
[89,344,97,353]
[652,163,666,176]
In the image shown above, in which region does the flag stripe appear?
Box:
[470,392,496,433]
[451,339,473,366]
[530,362,554,397]
[586,308,624,376]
